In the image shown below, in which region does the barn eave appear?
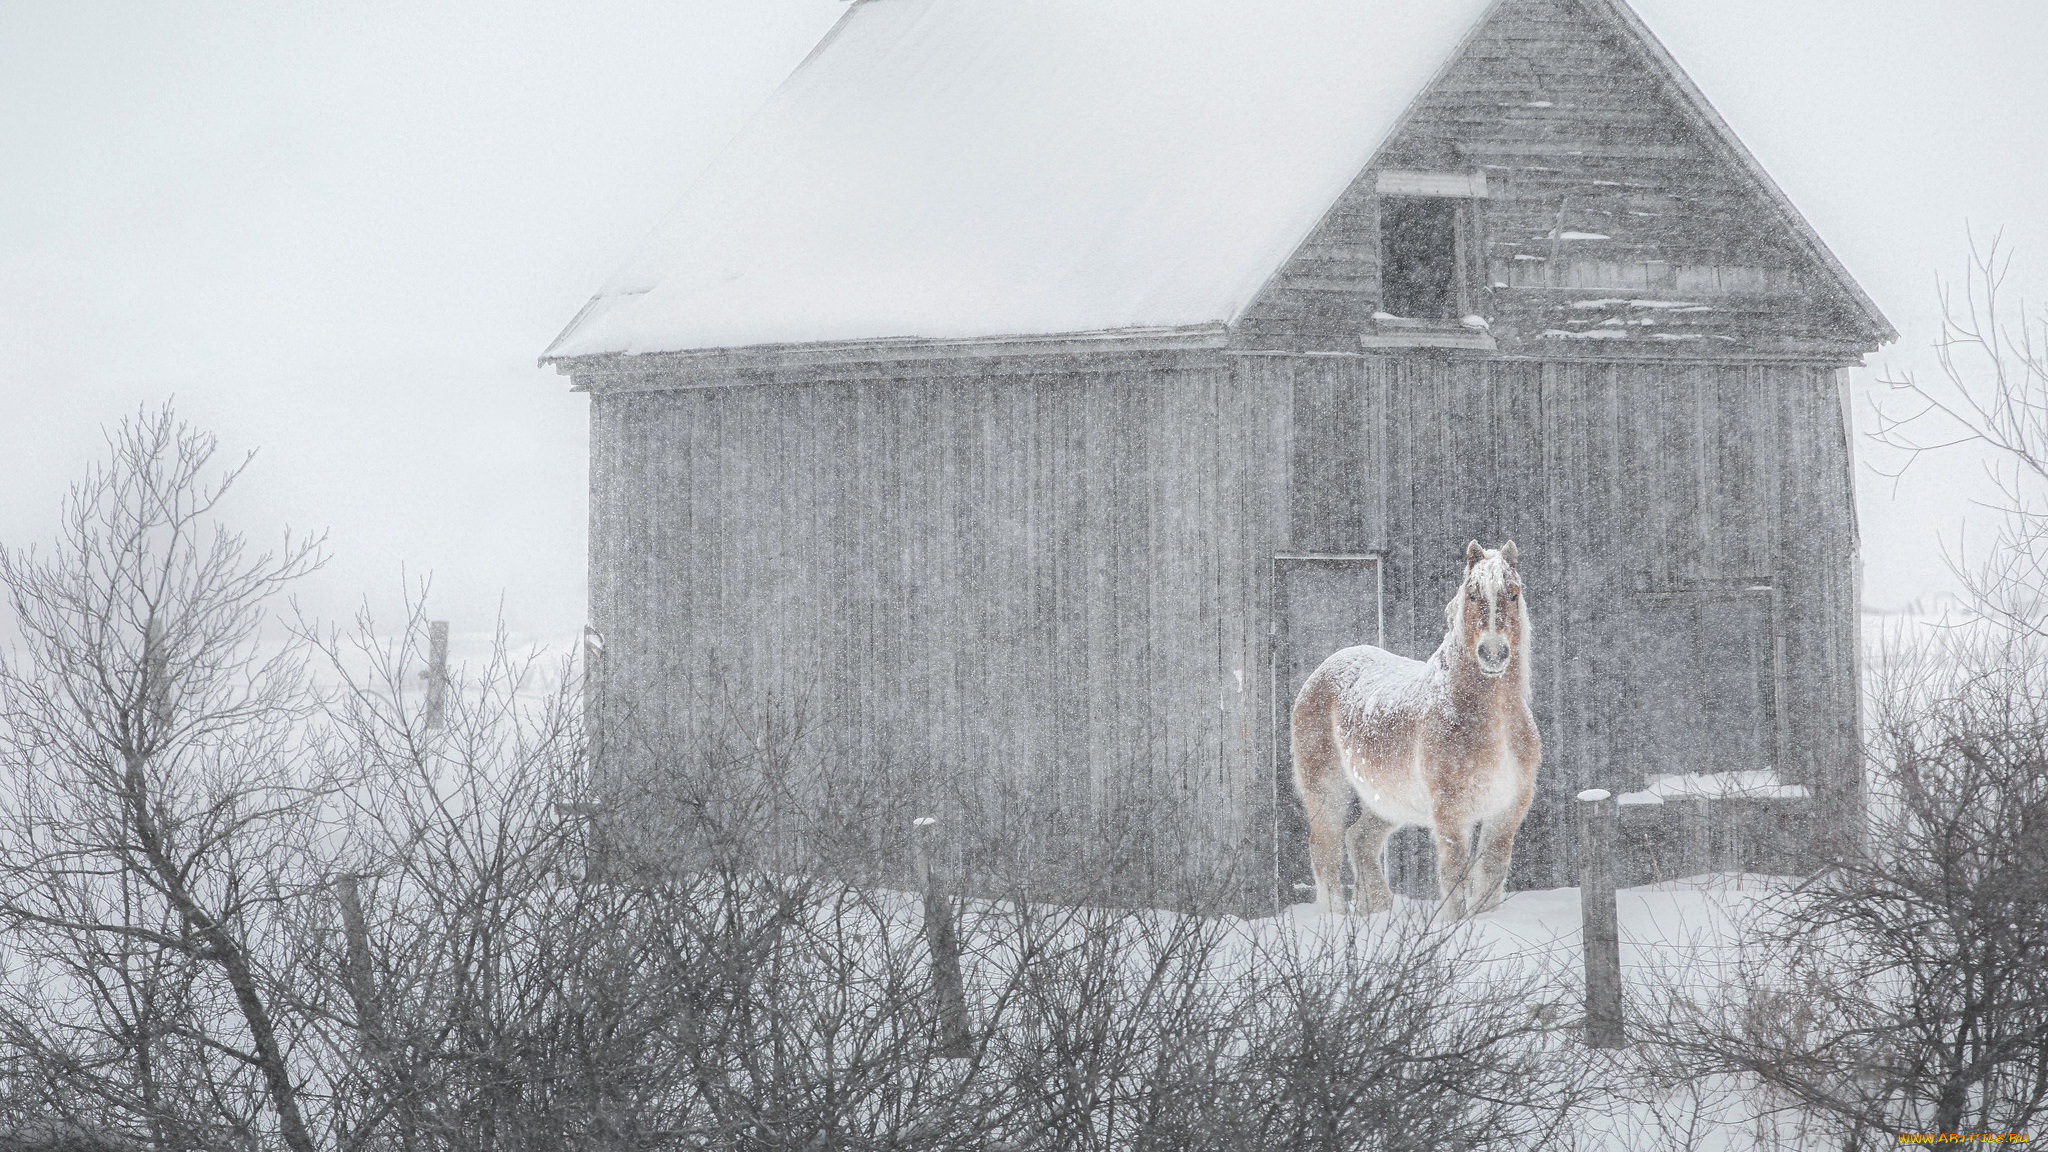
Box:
[1221,326,1878,367]
[546,320,1876,393]
[545,323,1234,392]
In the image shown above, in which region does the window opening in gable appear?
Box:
[1379,196,1464,321]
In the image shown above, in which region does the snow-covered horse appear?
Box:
[1291,541,1540,918]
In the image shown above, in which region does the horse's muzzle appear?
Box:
[1477,637,1511,677]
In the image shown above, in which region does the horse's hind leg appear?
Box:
[1292,681,1351,913]
[1302,780,1350,913]
[1344,810,1398,914]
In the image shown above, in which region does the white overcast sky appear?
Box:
[2,0,2045,648]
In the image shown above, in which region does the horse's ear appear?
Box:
[1502,540,1519,569]
[1465,540,1484,571]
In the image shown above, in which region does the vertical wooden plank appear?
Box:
[1241,354,1295,911]
[1214,361,1246,906]
[1098,367,1128,878]
[1140,366,1169,891]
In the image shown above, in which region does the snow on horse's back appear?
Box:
[1290,541,1541,920]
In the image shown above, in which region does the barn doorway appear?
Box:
[1627,584,1782,781]
[1272,554,1408,908]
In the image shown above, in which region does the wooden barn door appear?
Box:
[1272,554,1385,907]
[1627,585,1781,782]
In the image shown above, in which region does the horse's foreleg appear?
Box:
[1431,818,1477,921]
[1472,787,1535,915]
[1344,810,1398,914]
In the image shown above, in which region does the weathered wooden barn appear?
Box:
[545,0,1893,911]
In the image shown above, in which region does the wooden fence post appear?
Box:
[332,876,384,1042]
[1725,796,1746,888]
[581,625,605,769]
[143,616,173,732]
[1666,793,1711,880]
[554,801,609,885]
[424,621,449,729]
[913,816,972,1057]
[1577,788,1625,1048]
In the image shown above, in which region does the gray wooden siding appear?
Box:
[588,357,1289,910]
[1237,0,1881,358]
[1246,353,1862,889]
[588,350,1860,905]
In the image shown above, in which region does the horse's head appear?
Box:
[1449,540,1527,681]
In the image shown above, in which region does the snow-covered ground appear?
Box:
[1271,875,1811,1151]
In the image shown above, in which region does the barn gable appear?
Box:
[1238,0,1893,360]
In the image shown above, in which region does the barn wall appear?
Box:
[586,350,1861,907]
[1254,353,1862,890]
[587,356,1289,910]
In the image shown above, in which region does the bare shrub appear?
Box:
[0,406,327,1152]
[1873,234,2048,638]
[1227,921,1580,1152]
[1651,624,2048,1144]
[301,605,1004,1151]
[314,635,1586,1152]
[0,408,1588,1151]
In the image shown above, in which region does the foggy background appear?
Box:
[3,0,2044,649]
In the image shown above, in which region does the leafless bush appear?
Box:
[292,602,611,1151]
[1229,922,1580,1151]
[1741,234,2048,1141]
[1873,234,2048,638]
[1649,624,2048,1144]
[0,406,328,1152]
[0,407,1587,1151]
[443,679,1584,1149]
[957,903,1581,1152]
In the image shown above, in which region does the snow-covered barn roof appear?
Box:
[545,0,1887,360]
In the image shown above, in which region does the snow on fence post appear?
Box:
[424,620,450,729]
[913,816,973,1057]
[1577,788,1625,1048]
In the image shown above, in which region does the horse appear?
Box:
[1290,541,1540,919]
